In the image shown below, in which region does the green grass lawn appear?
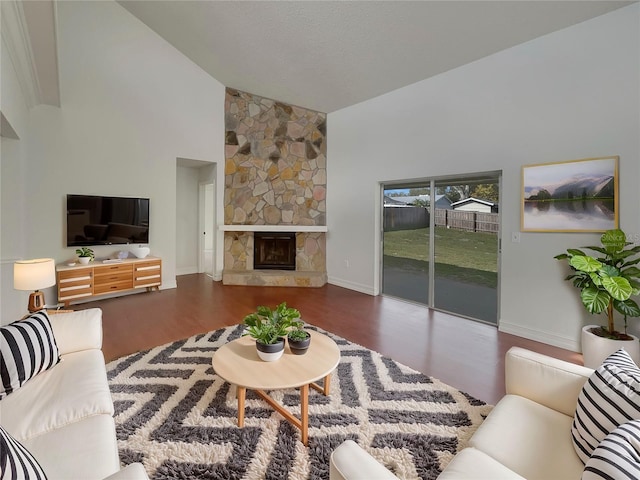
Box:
[383,226,498,288]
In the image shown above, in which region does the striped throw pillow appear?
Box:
[0,425,48,479]
[0,311,60,399]
[572,349,640,464]
[583,420,640,480]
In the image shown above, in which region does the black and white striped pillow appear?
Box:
[0,311,60,399]
[572,349,640,464]
[583,419,640,480]
[0,425,48,479]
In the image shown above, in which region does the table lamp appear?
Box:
[14,258,56,313]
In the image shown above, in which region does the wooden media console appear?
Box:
[56,257,161,306]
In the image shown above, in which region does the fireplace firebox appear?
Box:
[254,232,296,270]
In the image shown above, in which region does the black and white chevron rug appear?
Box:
[107,324,492,480]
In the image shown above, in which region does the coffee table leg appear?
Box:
[323,373,331,395]
[310,372,333,396]
[237,386,246,427]
[300,384,309,446]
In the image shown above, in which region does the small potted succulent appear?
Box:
[243,302,301,361]
[76,247,95,265]
[287,324,311,355]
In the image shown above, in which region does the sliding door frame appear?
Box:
[380,170,502,326]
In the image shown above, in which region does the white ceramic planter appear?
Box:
[581,325,640,368]
[255,339,285,362]
[78,257,91,265]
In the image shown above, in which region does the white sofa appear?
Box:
[330,347,594,480]
[0,309,148,480]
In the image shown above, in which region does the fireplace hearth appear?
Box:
[254,232,296,270]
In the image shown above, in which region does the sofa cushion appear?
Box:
[572,349,640,464]
[469,394,584,480]
[0,425,48,480]
[0,349,114,441]
[582,419,640,480]
[438,447,525,480]
[0,311,60,399]
[49,308,103,355]
[22,414,121,480]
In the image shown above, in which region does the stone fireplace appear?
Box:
[222,88,327,287]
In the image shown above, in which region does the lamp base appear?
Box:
[27,291,46,313]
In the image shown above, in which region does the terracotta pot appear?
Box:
[581,325,640,368]
[255,338,285,362]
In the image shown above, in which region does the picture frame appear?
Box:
[521,156,618,232]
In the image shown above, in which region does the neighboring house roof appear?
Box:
[450,197,497,208]
[435,196,453,209]
[384,194,457,210]
[385,194,450,206]
[383,195,410,206]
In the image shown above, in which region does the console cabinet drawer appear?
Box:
[94,263,132,276]
[94,270,133,285]
[58,267,93,282]
[133,260,162,288]
[94,280,134,295]
[57,267,93,303]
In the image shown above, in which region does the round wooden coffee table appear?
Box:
[212,329,340,445]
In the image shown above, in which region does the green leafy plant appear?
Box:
[75,247,95,260]
[287,326,309,342]
[243,302,301,345]
[555,228,640,339]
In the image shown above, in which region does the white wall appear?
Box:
[176,165,200,275]
[0,0,226,313]
[1,32,33,322]
[327,4,640,351]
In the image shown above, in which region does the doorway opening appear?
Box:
[381,172,501,324]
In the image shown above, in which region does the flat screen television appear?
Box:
[66,194,150,247]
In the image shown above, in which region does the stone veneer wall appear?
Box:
[223,88,327,286]
[223,231,326,271]
[224,88,326,226]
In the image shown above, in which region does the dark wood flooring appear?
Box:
[85,274,582,405]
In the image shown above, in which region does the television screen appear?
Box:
[66,194,149,247]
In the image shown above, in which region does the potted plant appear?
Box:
[243,302,301,361]
[555,228,640,367]
[287,324,311,355]
[76,247,95,265]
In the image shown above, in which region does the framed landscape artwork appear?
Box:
[521,156,619,232]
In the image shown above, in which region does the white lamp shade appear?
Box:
[14,258,56,291]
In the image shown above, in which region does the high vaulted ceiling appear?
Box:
[116,0,633,112]
[16,1,636,113]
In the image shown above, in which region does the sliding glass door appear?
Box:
[382,185,430,304]
[382,173,500,324]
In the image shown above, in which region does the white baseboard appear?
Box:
[327,276,375,296]
[176,266,198,276]
[499,321,580,352]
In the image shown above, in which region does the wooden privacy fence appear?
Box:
[435,209,499,233]
[384,206,429,231]
[385,206,499,233]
